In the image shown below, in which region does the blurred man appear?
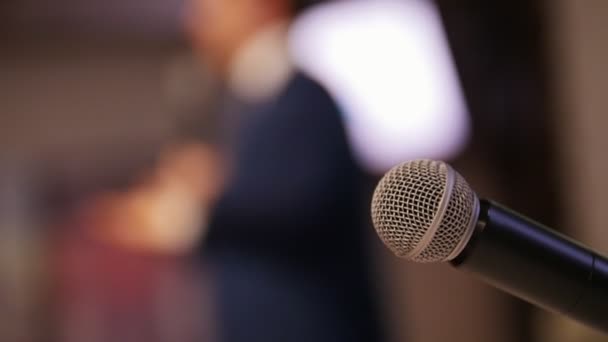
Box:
[186,0,385,341]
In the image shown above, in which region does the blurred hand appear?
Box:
[86,142,223,255]
[156,142,224,205]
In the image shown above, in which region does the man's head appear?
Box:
[186,0,319,72]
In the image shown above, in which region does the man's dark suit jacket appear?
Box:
[204,73,384,342]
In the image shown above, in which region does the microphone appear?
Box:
[371,159,608,333]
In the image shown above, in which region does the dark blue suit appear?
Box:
[204,73,384,342]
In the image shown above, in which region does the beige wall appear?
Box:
[539,1,608,340]
[0,42,182,177]
[550,1,608,251]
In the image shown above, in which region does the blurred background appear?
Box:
[1,0,607,341]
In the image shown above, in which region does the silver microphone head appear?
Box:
[371,160,480,263]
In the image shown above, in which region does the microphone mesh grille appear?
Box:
[371,160,478,263]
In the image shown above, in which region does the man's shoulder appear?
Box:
[277,72,338,113]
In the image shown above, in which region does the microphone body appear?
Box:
[453,200,608,332]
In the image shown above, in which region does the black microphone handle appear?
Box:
[451,200,608,333]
